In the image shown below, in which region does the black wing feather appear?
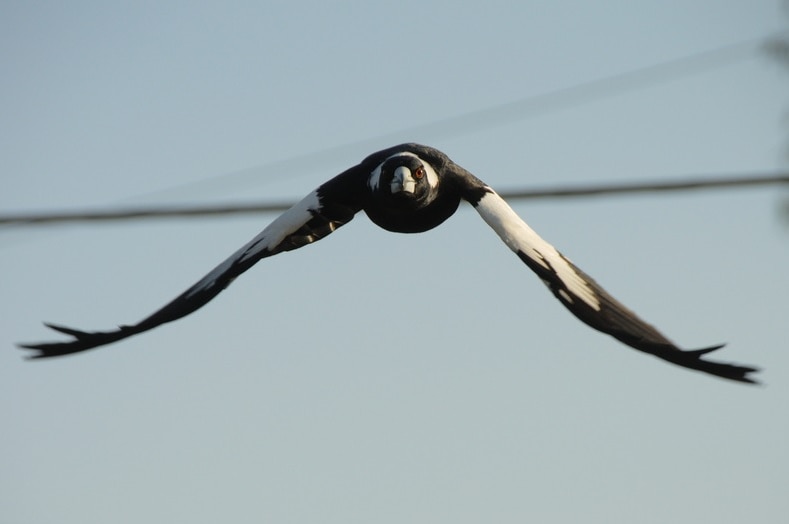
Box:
[454,174,759,384]
[518,250,759,383]
[19,172,366,358]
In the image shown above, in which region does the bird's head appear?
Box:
[363,144,460,233]
[369,152,440,210]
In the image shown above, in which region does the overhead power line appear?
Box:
[3,33,783,230]
[3,173,787,227]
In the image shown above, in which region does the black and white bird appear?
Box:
[20,144,759,383]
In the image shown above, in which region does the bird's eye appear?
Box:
[414,166,425,179]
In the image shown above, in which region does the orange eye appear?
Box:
[414,166,425,179]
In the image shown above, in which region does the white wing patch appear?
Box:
[240,190,322,259]
[186,190,322,298]
[475,190,601,311]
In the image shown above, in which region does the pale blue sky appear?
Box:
[2,2,788,523]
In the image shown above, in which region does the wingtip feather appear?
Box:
[16,322,132,359]
[653,344,760,385]
[684,343,726,356]
[41,322,90,337]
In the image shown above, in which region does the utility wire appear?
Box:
[3,173,787,227]
[4,33,783,229]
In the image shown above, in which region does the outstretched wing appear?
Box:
[19,171,367,358]
[464,185,759,384]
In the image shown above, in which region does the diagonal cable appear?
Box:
[3,173,787,227]
[140,34,772,202]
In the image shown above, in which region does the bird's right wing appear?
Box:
[19,168,368,358]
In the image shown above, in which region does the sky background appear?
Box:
[2,2,788,523]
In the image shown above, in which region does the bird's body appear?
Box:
[19,144,759,383]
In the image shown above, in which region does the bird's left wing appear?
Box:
[459,182,759,384]
[19,169,368,358]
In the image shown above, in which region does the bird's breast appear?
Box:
[363,194,461,233]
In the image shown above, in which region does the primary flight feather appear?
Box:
[19,144,759,384]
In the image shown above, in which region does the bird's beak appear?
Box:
[391,166,416,194]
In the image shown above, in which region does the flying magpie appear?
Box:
[19,144,759,383]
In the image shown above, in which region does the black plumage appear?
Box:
[19,144,759,384]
